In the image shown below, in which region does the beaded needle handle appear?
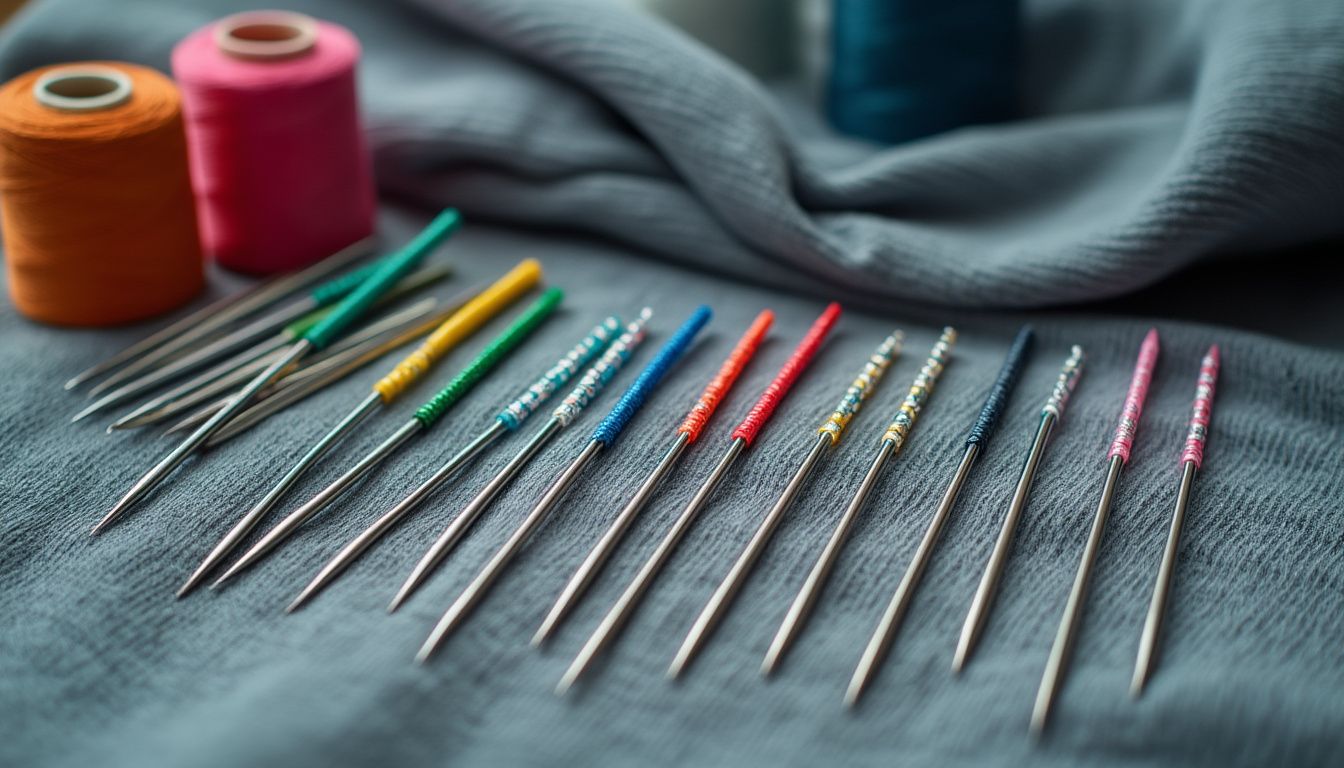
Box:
[552,310,653,427]
[678,310,774,443]
[413,288,564,428]
[817,330,904,443]
[1042,345,1087,420]
[496,317,622,431]
[373,259,541,402]
[303,209,462,351]
[592,305,713,447]
[733,302,843,446]
[1180,345,1220,468]
[966,325,1035,448]
[882,327,957,453]
[1108,329,1160,464]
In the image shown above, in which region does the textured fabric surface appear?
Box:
[1,0,1343,309]
[2,1,1344,766]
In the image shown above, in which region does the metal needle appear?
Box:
[289,317,625,612]
[953,345,1086,673]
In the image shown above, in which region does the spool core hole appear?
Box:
[215,12,318,60]
[33,68,133,111]
[227,22,303,44]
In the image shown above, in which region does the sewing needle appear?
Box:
[953,345,1086,673]
[1131,344,1219,697]
[844,326,1033,706]
[667,329,904,679]
[1031,329,1158,733]
[557,302,841,693]
[533,309,774,646]
[414,305,711,660]
[286,316,624,612]
[764,328,956,677]
[90,210,462,536]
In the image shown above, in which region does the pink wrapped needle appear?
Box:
[1131,343,1220,697]
[1031,329,1159,734]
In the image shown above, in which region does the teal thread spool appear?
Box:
[824,0,1019,144]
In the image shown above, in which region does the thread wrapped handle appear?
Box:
[1108,328,1160,463]
[413,287,562,427]
[308,258,387,307]
[732,302,842,446]
[304,209,461,350]
[817,330,903,443]
[374,259,541,402]
[591,305,712,446]
[551,310,651,427]
[966,325,1034,448]
[1179,345,1220,469]
[678,309,773,443]
[1041,345,1086,420]
[496,316,621,430]
[883,327,957,453]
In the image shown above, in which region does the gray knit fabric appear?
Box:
[1,1,1343,767]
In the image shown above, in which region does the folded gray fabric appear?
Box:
[2,0,1341,308]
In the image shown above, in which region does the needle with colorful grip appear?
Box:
[206,285,563,589]
[65,237,375,392]
[533,309,775,647]
[556,303,841,694]
[952,344,1087,673]
[176,261,542,596]
[284,314,624,612]
[667,328,904,679]
[384,311,652,613]
[763,328,956,677]
[845,325,1034,706]
[414,305,712,661]
[91,210,464,536]
[1131,344,1219,697]
[1031,329,1159,733]
[74,263,452,423]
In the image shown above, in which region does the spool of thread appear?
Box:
[0,62,205,327]
[172,11,375,275]
[817,0,1019,144]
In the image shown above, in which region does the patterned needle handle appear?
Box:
[1108,328,1161,464]
[1179,344,1220,469]
[412,287,562,427]
[495,316,622,430]
[677,309,774,444]
[551,310,652,428]
[882,327,957,454]
[591,305,713,447]
[1041,345,1087,420]
[373,259,542,401]
[817,330,903,444]
[966,325,1034,448]
[732,302,842,446]
[304,209,462,350]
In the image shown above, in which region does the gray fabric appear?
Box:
[2,1,1343,767]
[1,0,1342,309]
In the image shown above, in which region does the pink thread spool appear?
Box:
[172,11,375,275]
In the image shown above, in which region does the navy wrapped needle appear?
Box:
[416,305,712,661]
[845,324,1035,706]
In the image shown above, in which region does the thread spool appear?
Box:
[815,0,1020,144]
[0,62,204,327]
[172,11,375,275]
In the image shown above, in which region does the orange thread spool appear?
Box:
[0,62,204,327]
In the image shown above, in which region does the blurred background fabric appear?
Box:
[2,0,1341,309]
[1,2,1342,768]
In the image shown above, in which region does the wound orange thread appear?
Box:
[731,302,842,446]
[0,62,204,327]
[678,309,774,443]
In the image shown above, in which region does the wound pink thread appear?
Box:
[1108,328,1160,463]
[1179,345,1220,468]
[172,15,375,274]
[731,302,841,446]
[678,310,774,443]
